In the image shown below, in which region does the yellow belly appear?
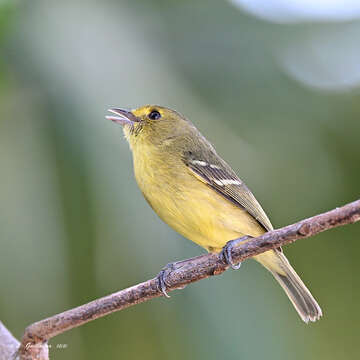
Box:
[132,148,285,274]
[133,152,265,252]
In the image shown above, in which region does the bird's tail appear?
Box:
[256,250,322,323]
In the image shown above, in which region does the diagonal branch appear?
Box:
[11,199,360,359]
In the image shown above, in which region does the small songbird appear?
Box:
[106,105,322,323]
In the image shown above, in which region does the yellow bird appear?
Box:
[107,105,322,323]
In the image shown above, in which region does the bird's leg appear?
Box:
[157,263,173,298]
[156,260,187,298]
[221,235,253,270]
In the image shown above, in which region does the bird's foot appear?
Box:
[221,235,253,270]
[156,261,181,298]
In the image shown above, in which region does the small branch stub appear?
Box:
[0,321,20,360]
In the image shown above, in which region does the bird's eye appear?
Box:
[148,110,161,120]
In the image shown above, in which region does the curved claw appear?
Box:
[156,262,180,298]
[157,268,171,298]
[222,243,242,270]
[221,235,253,270]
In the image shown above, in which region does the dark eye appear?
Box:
[148,110,161,120]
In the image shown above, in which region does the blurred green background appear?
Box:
[1,1,359,359]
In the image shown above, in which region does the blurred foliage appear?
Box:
[0,1,359,359]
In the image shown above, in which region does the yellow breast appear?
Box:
[131,143,264,252]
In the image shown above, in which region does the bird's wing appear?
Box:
[183,150,273,232]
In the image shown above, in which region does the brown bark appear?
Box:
[0,199,359,359]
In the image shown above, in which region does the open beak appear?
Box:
[106,108,138,126]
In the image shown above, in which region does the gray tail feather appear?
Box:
[270,252,322,323]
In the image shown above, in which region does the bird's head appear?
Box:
[106,105,192,149]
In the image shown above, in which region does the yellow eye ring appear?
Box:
[148,110,161,120]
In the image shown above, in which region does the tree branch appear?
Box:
[1,199,357,359]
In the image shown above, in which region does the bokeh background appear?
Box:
[1,1,359,359]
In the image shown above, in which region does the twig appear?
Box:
[7,199,359,359]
